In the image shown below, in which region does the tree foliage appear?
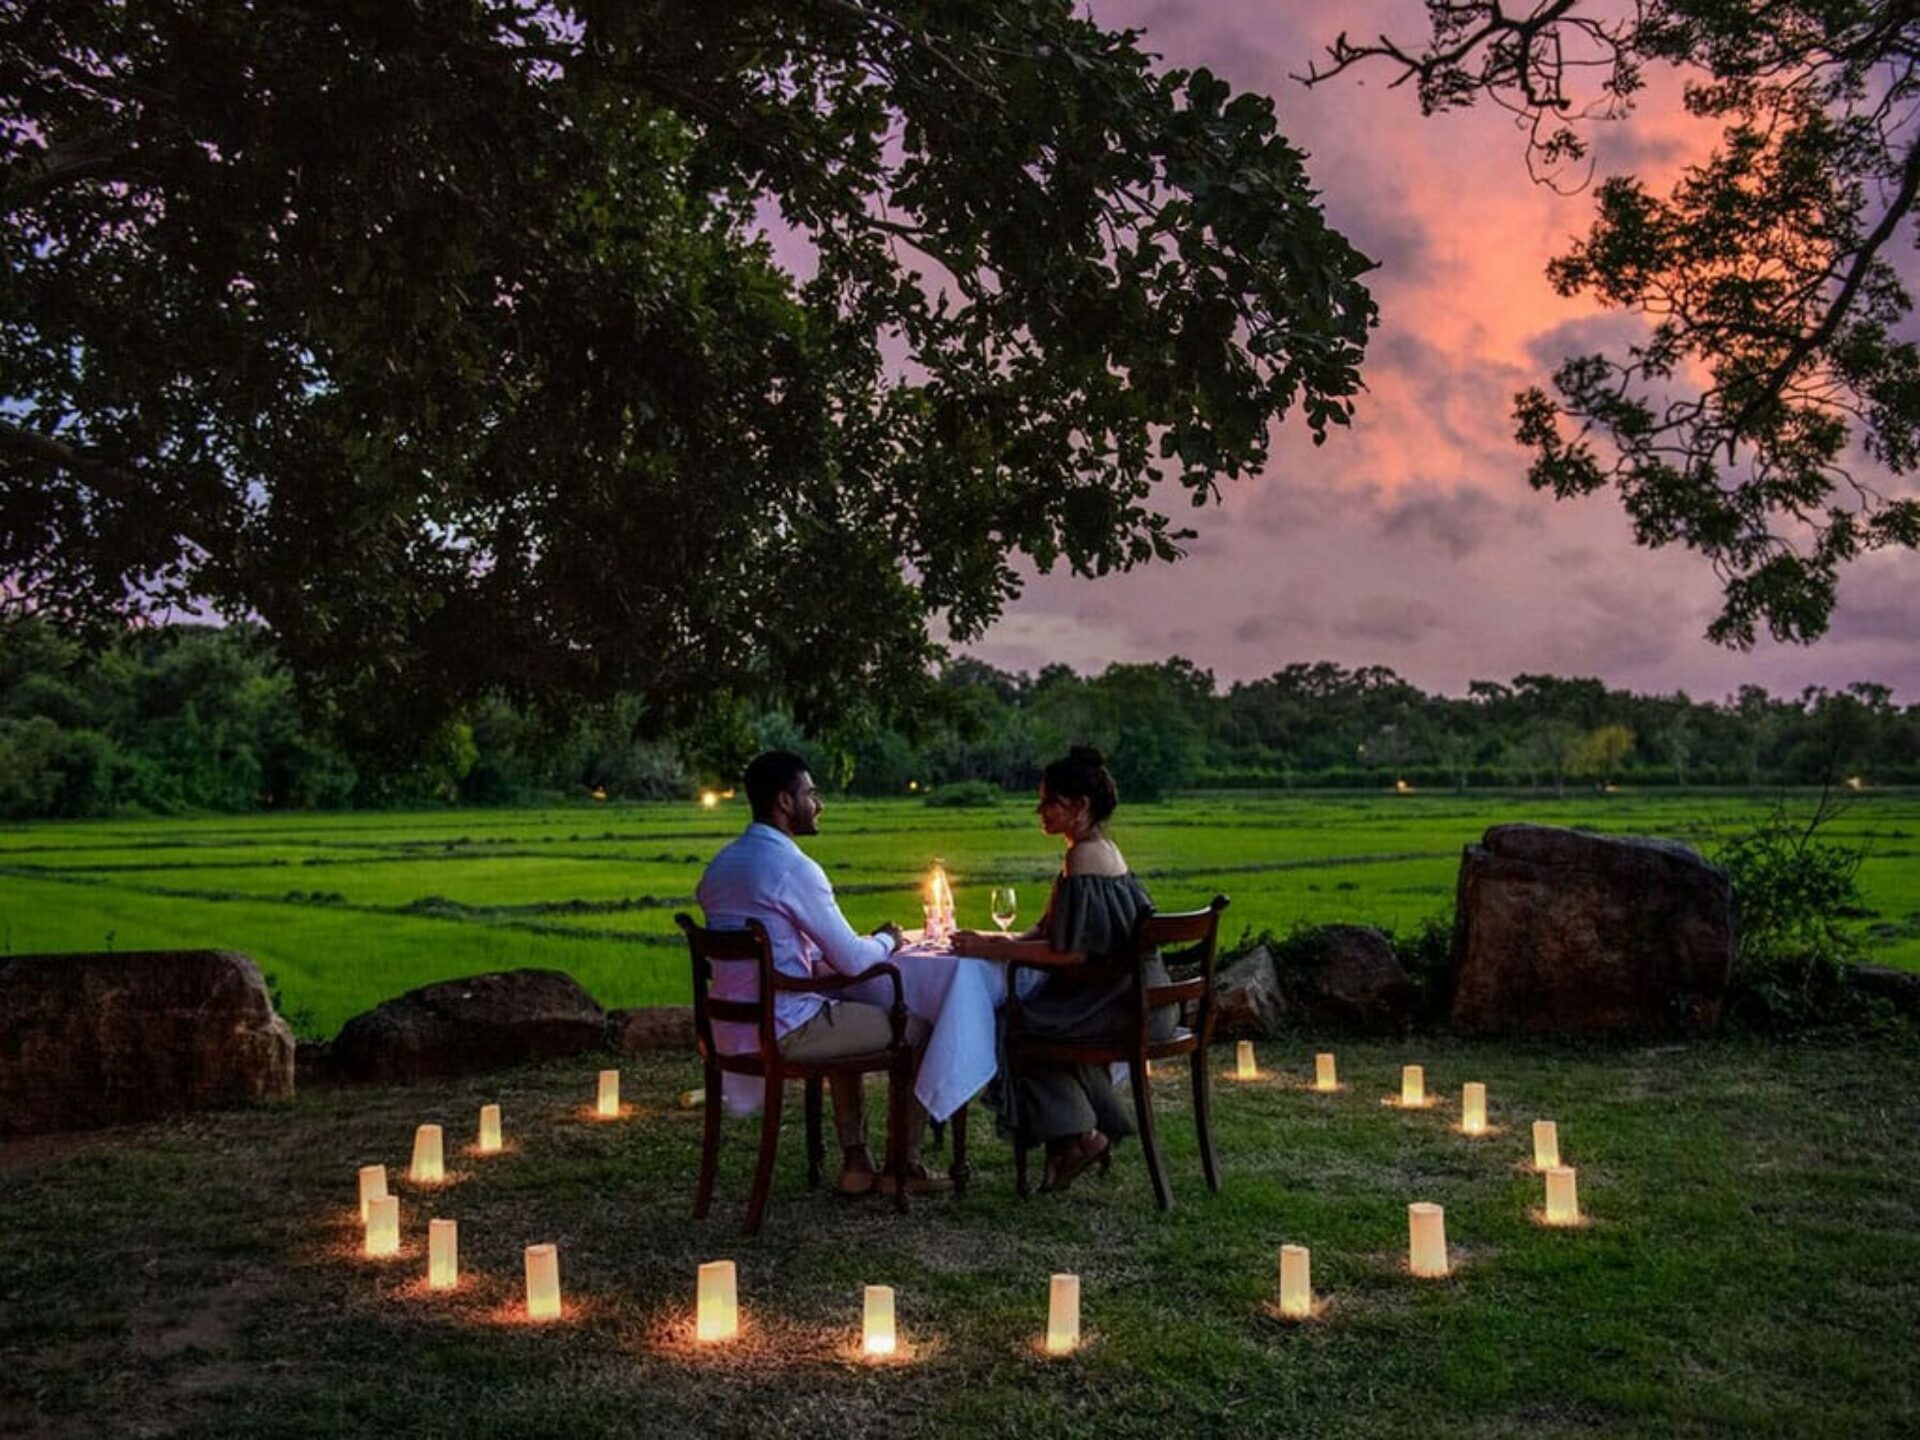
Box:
[0,0,1375,753]
[1306,0,1920,645]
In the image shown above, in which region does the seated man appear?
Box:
[695,750,947,1196]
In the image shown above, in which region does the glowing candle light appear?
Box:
[1278,1244,1313,1320]
[863,1285,897,1357]
[1314,1052,1338,1091]
[697,1260,738,1343]
[1401,1064,1426,1108]
[596,1069,620,1119]
[409,1124,444,1184]
[428,1218,458,1290]
[1533,1119,1560,1171]
[1045,1273,1081,1355]
[1408,1202,1449,1278]
[365,1194,399,1258]
[524,1243,562,1321]
[1545,1167,1581,1226]
[477,1104,502,1154]
[1236,1040,1257,1080]
[1461,1082,1488,1135]
[357,1164,388,1223]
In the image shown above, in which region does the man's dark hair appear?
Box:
[745,750,810,821]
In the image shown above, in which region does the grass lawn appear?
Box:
[5,791,1918,1036]
[4,1037,1917,1438]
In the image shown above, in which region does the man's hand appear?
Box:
[872,921,906,952]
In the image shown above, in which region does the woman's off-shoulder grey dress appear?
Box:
[999,870,1178,1144]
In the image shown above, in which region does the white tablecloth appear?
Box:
[721,944,1007,1123]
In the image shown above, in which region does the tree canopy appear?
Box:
[1307,0,1920,646]
[0,0,1376,753]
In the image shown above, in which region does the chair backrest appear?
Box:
[675,912,779,1060]
[1132,894,1230,1041]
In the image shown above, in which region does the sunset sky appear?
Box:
[960,1,1920,703]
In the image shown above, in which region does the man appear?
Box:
[695,750,947,1196]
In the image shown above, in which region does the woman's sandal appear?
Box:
[1039,1132,1112,1193]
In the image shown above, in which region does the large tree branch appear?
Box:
[0,419,142,502]
[1728,133,1920,450]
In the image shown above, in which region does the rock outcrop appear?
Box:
[329,969,606,1084]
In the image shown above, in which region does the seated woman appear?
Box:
[950,745,1175,1192]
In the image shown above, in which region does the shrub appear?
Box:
[924,779,1002,808]
[1712,799,1868,1029]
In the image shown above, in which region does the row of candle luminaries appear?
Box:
[349,1052,1584,1348]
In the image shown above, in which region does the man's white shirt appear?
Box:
[694,821,900,1051]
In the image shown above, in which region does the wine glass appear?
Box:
[990,886,1018,934]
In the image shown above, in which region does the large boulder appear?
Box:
[1285,925,1417,1034]
[1211,945,1287,1038]
[1450,824,1736,1036]
[330,969,606,1083]
[0,950,294,1137]
[608,1005,695,1054]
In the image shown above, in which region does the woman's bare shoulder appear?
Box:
[1065,837,1128,877]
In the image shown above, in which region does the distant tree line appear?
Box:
[0,619,1915,819]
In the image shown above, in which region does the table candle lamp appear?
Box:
[477,1104,502,1154]
[1533,1119,1560,1171]
[357,1164,388,1223]
[1278,1244,1313,1320]
[596,1069,620,1119]
[428,1218,458,1290]
[1401,1064,1425,1107]
[525,1244,561,1320]
[863,1285,897,1356]
[1461,1082,1487,1135]
[1408,1202,1449,1278]
[1236,1040,1257,1080]
[1046,1273,1081,1355]
[1314,1052,1337,1091]
[698,1260,738,1343]
[365,1195,400,1258]
[1545,1167,1581,1226]
[409,1124,444,1184]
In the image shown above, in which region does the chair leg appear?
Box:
[1131,1055,1172,1211]
[928,1116,946,1151]
[804,1076,825,1189]
[888,1060,910,1215]
[694,1062,724,1220]
[947,1101,970,1196]
[1014,1132,1031,1198]
[1192,1049,1222,1193]
[744,1077,785,1237]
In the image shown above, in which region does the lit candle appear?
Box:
[1046,1273,1081,1355]
[1314,1052,1337,1091]
[596,1069,620,1119]
[1401,1064,1425,1107]
[1545,1167,1581,1226]
[1408,1202,1448,1278]
[428,1218,458,1290]
[1236,1040,1257,1080]
[863,1285,897,1356]
[410,1124,444,1184]
[357,1164,388,1223]
[1533,1119,1560,1171]
[477,1104,502,1154]
[1278,1244,1313,1320]
[697,1260,738,1343]
[525,1243,562,1321]
[1461,1082,1487,1135]
[365,1194,400,1258]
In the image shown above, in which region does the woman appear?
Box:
[950,745,1175,1192]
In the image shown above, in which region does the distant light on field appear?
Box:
[699,790,720,809]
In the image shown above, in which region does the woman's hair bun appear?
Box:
[1069,743,1107,769]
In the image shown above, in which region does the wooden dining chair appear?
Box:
[1004,894,1231,1210]
[676,912,916,1235]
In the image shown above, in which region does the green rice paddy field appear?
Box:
[3,791,1917,1038]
